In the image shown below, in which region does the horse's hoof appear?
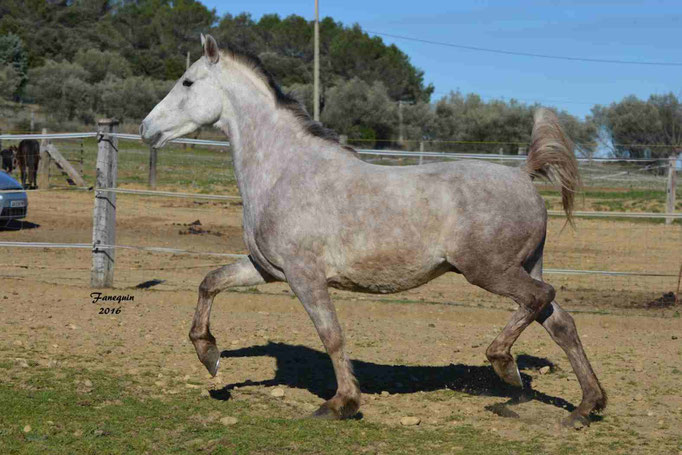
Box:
[309,403,341,420]
[207,358,220,377]
[490,358,523,388]
[561,412,590,430]
[198,344,221,377]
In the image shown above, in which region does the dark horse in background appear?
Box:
[16,139,40,189]
[1,145,17,174]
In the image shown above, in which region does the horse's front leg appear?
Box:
[190,256,273,376]
[284,262,361,419]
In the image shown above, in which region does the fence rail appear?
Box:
[0,241,677,278]
[0,130,679,288]
[5,186,679,219]
[3,131,680,163]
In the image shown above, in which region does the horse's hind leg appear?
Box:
[536,302,607,427]
[528,255,607,427]
[482,252,607,427]
[29,164,37,189]
[189,256,273,376]
[477,267,556,387]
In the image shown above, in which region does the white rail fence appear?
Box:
[0,129,679,288]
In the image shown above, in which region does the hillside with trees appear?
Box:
[0,0,678,157]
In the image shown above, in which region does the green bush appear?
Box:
[25,60,95,121]
[0,64,21,101]
[74,49,132,83]
[322,77,397,145]
[98,76,174,122]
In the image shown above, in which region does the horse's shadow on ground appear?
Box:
[212,342,578,419]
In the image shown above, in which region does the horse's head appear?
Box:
[140,34,224,148]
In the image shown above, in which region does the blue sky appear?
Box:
[201,1,682,119]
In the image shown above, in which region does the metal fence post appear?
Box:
[149,146,157,189]
[666,155,677,226]
[91,119,118,288]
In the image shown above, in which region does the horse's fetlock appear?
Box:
[189,329,213,343]
[485,343,508,361]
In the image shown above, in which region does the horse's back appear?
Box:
[19,139,40,155]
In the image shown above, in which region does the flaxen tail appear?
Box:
[524,108,581,226]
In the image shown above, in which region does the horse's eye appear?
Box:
[182,79,193,87]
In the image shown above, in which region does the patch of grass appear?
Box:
[0,366,544,455]
[54,139,236,194]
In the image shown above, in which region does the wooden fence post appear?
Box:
[91,119,118,288]
[419,141,424,165]
[37,128,50,189]
[666,155,677,226]
[148,146,157,189]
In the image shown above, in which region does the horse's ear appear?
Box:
[200,33,206,47]
[203,34,220,64]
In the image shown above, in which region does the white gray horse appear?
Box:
[141,34,606,428]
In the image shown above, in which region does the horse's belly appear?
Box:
[327,258,452,294]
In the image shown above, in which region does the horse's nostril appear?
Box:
[139,123,146,137]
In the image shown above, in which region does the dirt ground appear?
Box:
[1,190,681,453]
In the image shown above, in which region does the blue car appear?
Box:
[0,171,28,221]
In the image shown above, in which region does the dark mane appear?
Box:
[224,45,354,152]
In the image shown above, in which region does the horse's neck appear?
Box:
[220,96,328,214]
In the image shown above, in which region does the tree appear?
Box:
[592,93,682,158]
[427,91,594,155]
[322,78,397,145]
[74,48,132,83]
[284,83,314,115]
[98,76,173,121]
[0,64,21,101]
[213,13,433,104]
[557,111,597,158]
[0,33,28,98]
[25,60,95,121]
[401,102,435,142]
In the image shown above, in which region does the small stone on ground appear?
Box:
[400,416,421,426]
[271,388,285,398]
[220,416,238,426]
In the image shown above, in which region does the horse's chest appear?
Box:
[241,218,286,280]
